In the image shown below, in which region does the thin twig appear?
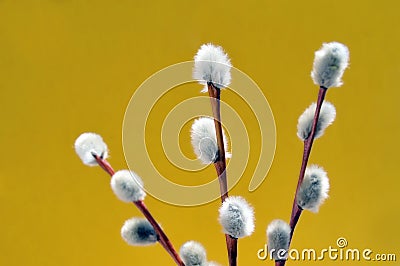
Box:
[134,201,185,266]
[207,82,238,266]
[92,152,115,175]
[208,82,228,201]
[281,86,327,266]
[92,154,185,266]
[225,235,238,266]
[289,86,327,236]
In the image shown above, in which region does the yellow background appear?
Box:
[1,1,399,265]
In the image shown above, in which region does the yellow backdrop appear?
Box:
[1,1,399,265]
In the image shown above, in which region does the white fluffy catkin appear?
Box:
[111,170,146,202]
[191,117,231,164]
[297,101,336,141]
[266,219,291,261]
[193,43,232,92]
[311,42,350,88]
[74,132,108,166]
[297,165,330,213]
[218,196,255,239]
[121,217,158,246]
[180,241,207,266]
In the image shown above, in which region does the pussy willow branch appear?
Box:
[93,155,185,266]
[281,86,327,266]
[207,83,228,201]
[207,82,238,266]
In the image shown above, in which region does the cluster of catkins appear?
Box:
[75,132,220,266]
[75,41,349,265]
[267,41,349,265]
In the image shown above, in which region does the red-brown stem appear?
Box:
[289,207,302,240]
[215,160,237,266]
[284,86,327,266]
[92,154,185,266]
[275,260,286,266]
[207,83,238,266]
[225,234,238,266]
[134,201,185,266]
[207,83,228,201]
[214,161,228,201]
[93,153,115,176]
